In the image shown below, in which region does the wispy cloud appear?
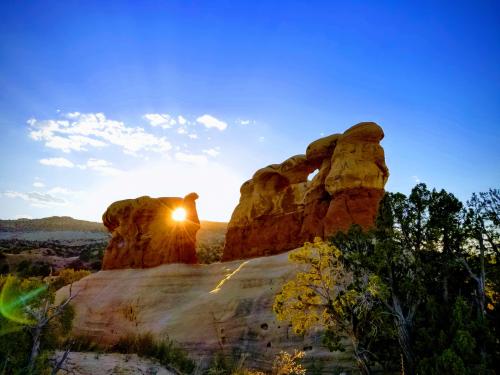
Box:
[29,112,172,156]
[203,147,220,157]
[78,158,122,176]
[47,187,72,195]
[39,157,74,168]
[33,181,45,188]
[196,114,227,131]
[3,191,67,207]
[236,119,254,126]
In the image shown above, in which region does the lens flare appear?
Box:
[0,275,47,326]
[172,207,187,221]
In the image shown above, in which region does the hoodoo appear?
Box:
[101,193,200,269]
[222,122,389,261]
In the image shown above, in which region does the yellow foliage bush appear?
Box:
[53,268,90,289]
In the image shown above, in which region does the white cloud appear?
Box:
[412,175,421,183]
[237,119,253,125]
[66,112,81,119]
[196,114,227,131]
[203,147,220,157]
[178,115,187,125]
[39,157,74,168]
[3,191,67,207]
[258,136,265,143]
[78,158,122,176]
[143,113,177,129]
[29,112,172,156]
[188,133,198,139]
[33,182,45,188]
[175,152,208,165]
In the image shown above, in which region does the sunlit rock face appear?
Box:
[222,122,389,261]
[101,193,200,269]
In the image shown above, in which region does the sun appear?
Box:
[172,207,187,222]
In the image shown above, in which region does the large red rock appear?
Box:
[222,122,389,261]
[101,193,200,269]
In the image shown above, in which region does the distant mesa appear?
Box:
[101,193,200,270]
[222,122,389,261]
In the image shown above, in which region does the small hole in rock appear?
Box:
[303,345,313,351]
[261,323,269,330]
[267,342,272,348]
[307,169,319,181]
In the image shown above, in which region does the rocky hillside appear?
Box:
[57,250,354,373]
[0,216,106,232]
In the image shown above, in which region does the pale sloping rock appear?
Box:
[57,252,356,372]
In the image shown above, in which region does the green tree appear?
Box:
[333,184,498,373]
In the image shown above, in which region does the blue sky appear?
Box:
[0,0,499,222]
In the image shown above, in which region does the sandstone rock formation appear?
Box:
[57,251,356,372]
[101,193,200,269]
[222,122,389,261]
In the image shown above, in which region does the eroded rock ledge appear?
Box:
[222,122,389,261]
[102,193,200,269]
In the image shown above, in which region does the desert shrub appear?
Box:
[16,260,51,278]
[52,268,90,289]
[204,350,305,375]
[42,303,75,350]
[271,351,306,375]
[16,259,31,274]
[68,334,103,352]
[79,243,105,263]
[111,332,195,373]
[197,243,224,264]
[0,263,9,275]
[89,260,102,271]
[205,352,232,374]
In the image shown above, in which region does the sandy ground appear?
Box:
[53,351,176,375]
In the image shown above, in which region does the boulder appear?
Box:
[222,122,389,261]
[101,193,200,269]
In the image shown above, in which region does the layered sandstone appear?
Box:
[101,193,200,269]
[57,251,355,372]
[222,122,389,261]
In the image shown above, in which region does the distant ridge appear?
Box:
[0,216,106,232]
[0,216,227,234]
